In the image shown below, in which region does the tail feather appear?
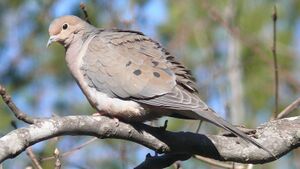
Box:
[195,109,276,158]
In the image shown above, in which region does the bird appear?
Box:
[47,15,274,157]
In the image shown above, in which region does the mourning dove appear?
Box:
[47,15,274,156]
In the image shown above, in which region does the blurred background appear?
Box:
[0,0,299,168]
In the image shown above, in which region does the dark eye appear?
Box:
[62,23,68,30]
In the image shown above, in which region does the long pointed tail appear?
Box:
[195,109,276,158]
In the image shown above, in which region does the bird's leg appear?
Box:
[92,111,120,125]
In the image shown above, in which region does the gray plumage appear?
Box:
[47,15,275,157]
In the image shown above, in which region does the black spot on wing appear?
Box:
[152,61,159,67]
[133,69,142,76]
[153,72,160,78]
[126,61,132,67]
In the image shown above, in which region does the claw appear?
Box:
[113,117,120,126]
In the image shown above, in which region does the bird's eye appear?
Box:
[62,23,68,30]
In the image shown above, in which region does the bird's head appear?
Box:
[47,15,88,48]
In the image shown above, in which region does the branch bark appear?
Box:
[0,85,42,124]
[0,115,299,166]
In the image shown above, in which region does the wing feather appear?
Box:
[81,30,206,111]
[82,30,176,98]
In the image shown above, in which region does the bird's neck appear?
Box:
[65,34,84,69]
[65,32,96,78]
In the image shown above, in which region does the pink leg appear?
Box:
[92,112,120,126]
[92,111,107,116]
[92,112,120,124]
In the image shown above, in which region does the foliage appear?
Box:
[0,0,299,168]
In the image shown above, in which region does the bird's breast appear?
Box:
[84,86,150,121]
[65,33,157,122]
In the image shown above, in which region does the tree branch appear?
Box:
[0,85,42,124]
[272,5,279,118]
[1,84,299,167]
[0,115,299,166]
[26,147,42,169]
[80,2,91,24]
[41,137,97,162]
[277,97,300,119]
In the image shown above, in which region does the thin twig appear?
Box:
[26,147,43,169]
[41,137,97,161]
[194,155,244,169]
[0,84,39,124]
[120,143,128,169]
[54,148,61,169]
[80,2,91,24]
[200,0,300,95]
[195,120,203,133]
[201,0,280,70]
[204,0,280,120]
[276,97,300,119]
[272,5,279,118]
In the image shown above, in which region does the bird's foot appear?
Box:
[93,112,120,126]
[92,111,106,116]
[112,117,120,126]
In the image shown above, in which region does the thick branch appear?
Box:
[0,115,299,165]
